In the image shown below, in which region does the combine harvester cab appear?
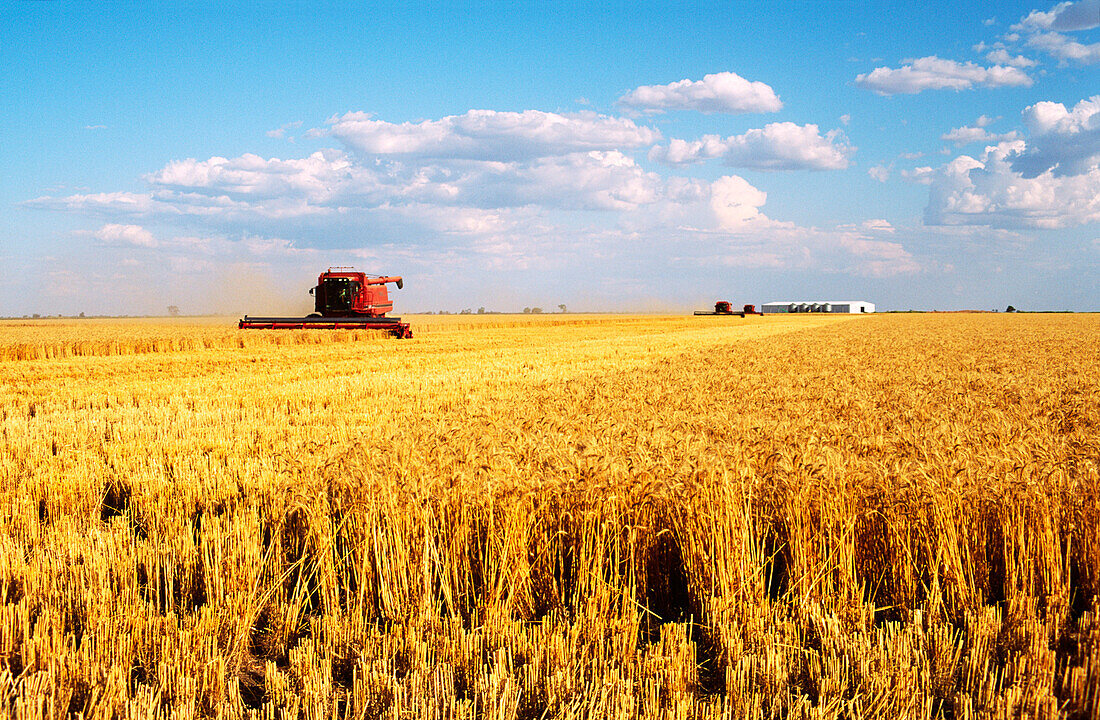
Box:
[239,268,413,338]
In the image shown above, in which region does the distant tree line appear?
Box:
[421,304,568,315]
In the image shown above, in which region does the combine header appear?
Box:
[239,268,413,338]
[694,301,762,317]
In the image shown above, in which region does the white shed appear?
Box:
[761,301,875,314]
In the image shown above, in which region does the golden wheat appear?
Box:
[0,313,1095,718]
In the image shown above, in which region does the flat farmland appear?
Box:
[0,313,1097,718]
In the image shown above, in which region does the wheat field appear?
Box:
[0,312,1096,719]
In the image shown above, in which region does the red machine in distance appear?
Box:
[694,301,762,317]
[238,268,412,337]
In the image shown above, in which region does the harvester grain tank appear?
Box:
[238,267,413,338]
[694,301,763,317]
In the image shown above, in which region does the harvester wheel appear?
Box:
[307,312,322,318]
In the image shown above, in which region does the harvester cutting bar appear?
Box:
[238,316,413,338]
[694,310,749,317]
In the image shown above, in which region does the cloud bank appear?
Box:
[26,102,915,284]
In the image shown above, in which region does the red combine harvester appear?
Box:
[694,301,762,317]
[238,268,413,338]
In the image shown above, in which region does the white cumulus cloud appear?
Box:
[323,109,660,161]
[985,48,1038,67]
[832,232,920,277]
[861,219,895,233]
[1011,96,1100,176]
[868,165,891,182]
[616,71,782,114]
[649,123,853,171]
[1015,0,1100,31]
[941,121,1021,146]
[1026,31,1100,63]
[94,223,157,247]
[1013,2,1100,64]
[901,167,936,185]
[26,191,161,215]
[37,147,684,219]
[266,120,303,139]
[925,140,1100,228]
[243,235,315,257]
[147,150,358,202]
[854,56,1033,94]
[709,175,771,230]
[441,151,673,211]
[655,176,919,276]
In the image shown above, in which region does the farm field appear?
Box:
[0,312,1097,718]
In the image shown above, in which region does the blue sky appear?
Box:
[2,0,1099,315]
